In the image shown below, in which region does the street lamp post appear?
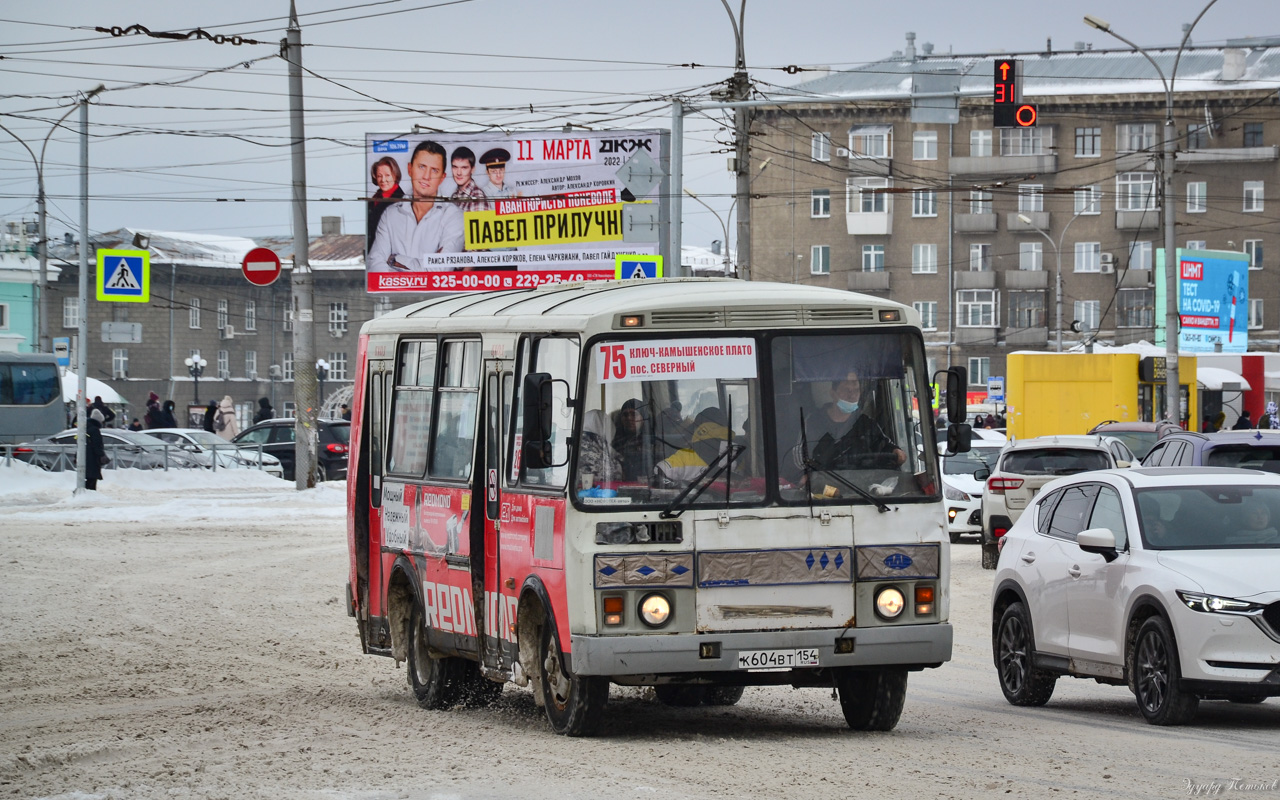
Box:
[1018,209,1089,352]
[184,356,207,405]
[1084,2,1219,425]
[0,103,82,354]
[315,358,330,414]
[683,189,733,275]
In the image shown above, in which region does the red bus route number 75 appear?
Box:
[599,344,627,380]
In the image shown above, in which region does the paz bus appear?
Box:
[345,278,969,735]
[0,353,62,445]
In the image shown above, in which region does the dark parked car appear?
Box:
[1141,429,1280,473]
[232,418,349,481]
[1087,420,1179,460]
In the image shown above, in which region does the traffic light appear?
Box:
[994,59,1037,128]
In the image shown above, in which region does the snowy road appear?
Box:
[0,463,1277,799]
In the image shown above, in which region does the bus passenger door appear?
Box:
[477,363,513,672]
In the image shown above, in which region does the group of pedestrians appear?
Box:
[1204,402,1280,432]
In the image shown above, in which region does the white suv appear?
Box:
[979,435,1115,568]
[991,467,1280,724]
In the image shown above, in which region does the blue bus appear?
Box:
[0,353,63,444]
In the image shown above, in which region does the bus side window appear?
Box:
[387,340,436,478]
[430,340,481,481]
[509,335,579,489]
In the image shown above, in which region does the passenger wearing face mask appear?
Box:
[787,369,906,481]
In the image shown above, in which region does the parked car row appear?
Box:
[8,418,351,481]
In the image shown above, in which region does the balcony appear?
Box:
[956,326,998,344]
[950,154,1057,178]
[1179,146,1279,164]
[1116,210,1160,230]
[955,271,996,290]
[1005,327,1049,346]
[847,271,890,293]
[845,211,892,236]
[1007,211,1050,231]
[1005,270,1048,289]
[846,156,892,177]
[1117,268,1153,288]
[955,213,998,233]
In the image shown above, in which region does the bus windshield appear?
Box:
[574,330,938,510]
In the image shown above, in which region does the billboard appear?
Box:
[1174,248,1251,353]
[364,130,666,293]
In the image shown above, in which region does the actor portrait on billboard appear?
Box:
[367,140,465,271]
[366,155,404,244]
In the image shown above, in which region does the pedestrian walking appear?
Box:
[85,408,107,491]
[90,396,116,427]
[214,395,240,441]
[202,400,217,433]
[143,392,164,429]
[159,400,178,429]
[253,396,274,424]
[1233,410,1253,430]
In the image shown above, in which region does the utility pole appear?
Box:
[722,0,751,281]
[284,1,317,489]
[74,85,104,493]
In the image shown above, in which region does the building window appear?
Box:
[1117,289,1154,328]
[861,245,885,272]
[328,302,348,336]
[1019,242,1043,271]
[957,289,997,327]
[849,125,891,158]
[0,303,6,330]
[911,243,937,274]
[1128,241,1153,271]
[245,350,257,378]
[244,301,256,331]
[215,349,229,379]
[811,131,831,162]
[217,299,228,331]
[911,189,937,217]
[969,190,992,215]
[1118,122,1156,153]
[1116,172,1157,211]
[327,352,348,381]
[1074,185,1102,215]
[283,352,294,381]
[970,129,993,157]
[1186,124,1209,149]
[913,130,937,160]
[969,243,992,272]
[1245,239,1264,270]
[282,306,293,332]
[1244,122,1264,148]
[1010,291,1046,328]
[63,296,78,328]
[111,348,128,378]
[1250,298,1264,330]
[913,301,938,330]
[1244,180,1264,212]
[1075,127,1101,157]
[1075,242,1101,273]
[810,245,830,275]
[373,297,393,319]
[810,189,830,218]
[967,357,991,386]
[847,177,889,214]
[189,297,201,329]
[1075,300,1101,332]
[1186,181,1207,213]
[1017,184,1043,213]
[1186,240,1207,251]
[1000,127,1047,156]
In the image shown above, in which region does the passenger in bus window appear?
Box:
[788,370,905,479]
[577,409,622,488]
[612,399,655,482]
[655,407,737,487]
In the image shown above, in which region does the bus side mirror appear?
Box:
[945,366,967,423]
[522,372,554,470]
[948,423,972,455]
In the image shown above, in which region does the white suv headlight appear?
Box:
[943,484,970,502]
[1176,591,1265,616]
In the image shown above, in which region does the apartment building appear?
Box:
[750,37,1279,390]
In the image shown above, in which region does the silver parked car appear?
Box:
[146,428,285,478]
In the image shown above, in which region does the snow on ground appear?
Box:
[0,459,346,523]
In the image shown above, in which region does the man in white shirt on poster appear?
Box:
[368,140,465,271]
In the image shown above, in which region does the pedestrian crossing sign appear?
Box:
[615,254,663,280]
[96,249,150,303]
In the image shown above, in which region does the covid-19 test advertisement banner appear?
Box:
[364,130,666,293]
[1176,248,1251,353]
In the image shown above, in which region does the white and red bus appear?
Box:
[345,278,969,735]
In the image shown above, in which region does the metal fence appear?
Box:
[1,442,274,473]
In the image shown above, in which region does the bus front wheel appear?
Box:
[407,604,463,710]
[836,668,907,731]
[538,616,608,736]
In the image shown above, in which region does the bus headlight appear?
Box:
[875,586,906,620]
[638,593,672,627]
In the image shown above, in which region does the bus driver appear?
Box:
[789,369,905,479]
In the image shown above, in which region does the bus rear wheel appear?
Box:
[836,668,907,731]
[539,615,608,736]
[407,604,464,710]
[703,685,746,706]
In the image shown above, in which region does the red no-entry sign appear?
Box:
[241,247,282,286]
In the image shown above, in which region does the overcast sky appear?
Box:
[1,0,1274,251]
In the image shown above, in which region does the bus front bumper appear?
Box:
[568,623,952,678]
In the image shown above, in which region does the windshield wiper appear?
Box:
[658,444,745,519]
